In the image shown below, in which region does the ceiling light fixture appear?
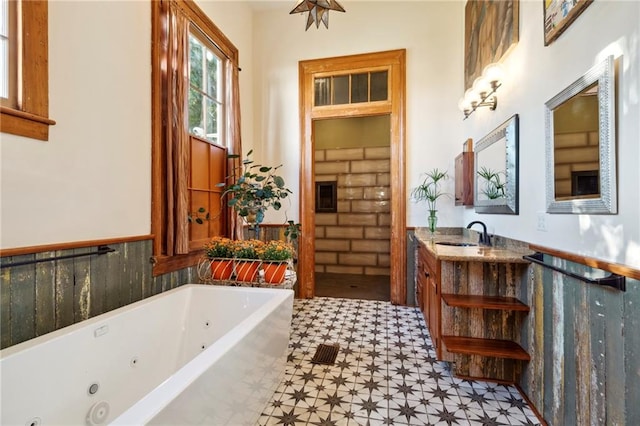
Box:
[290,0,345,31]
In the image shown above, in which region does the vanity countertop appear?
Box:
[415,228,533,263]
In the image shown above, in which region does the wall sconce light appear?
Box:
[458,63,504,119]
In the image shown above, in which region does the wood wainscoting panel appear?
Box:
[518,260,640,425]
[0,239,199,349]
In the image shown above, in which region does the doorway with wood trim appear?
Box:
[313,115,391,301]
[297,49,407,305]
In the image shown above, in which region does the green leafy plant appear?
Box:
[188,207,211,224]
[284,220,301,242]
[410,168,449,212]
[477,167,506,199]
[217,150,292,223]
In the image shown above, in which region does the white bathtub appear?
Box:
[0,284,293,425]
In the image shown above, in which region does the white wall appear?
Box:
[2,1,637,268]
[252,1,465,226]
[252,1,639,267]
[0,0,255,250]
[459,1,640,267]
[1,1,151,249]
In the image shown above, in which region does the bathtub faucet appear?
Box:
[466,221,492,246]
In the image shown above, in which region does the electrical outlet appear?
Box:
[537,212,547,232]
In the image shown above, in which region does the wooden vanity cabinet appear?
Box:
[416,240,531,382]
[417,241,441,358]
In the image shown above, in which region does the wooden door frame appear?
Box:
[297,49,407,304]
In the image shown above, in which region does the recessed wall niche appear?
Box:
[316,181,337,213]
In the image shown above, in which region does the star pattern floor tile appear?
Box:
[259,297,542,426]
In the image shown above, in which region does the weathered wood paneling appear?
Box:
[520,254,639,425]
[0,266,11,348]
[35,252,56,336]
[105,244,123,312]
[10,257,36,345]
[0,240,199,349]
[55,253,75,329]
[624,279,640,425]
[73,248,91,323]
[128,241,143,303]
[89,247,108,317]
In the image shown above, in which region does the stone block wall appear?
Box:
[315,146,391,276]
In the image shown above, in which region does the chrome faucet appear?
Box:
[466,221,492,246]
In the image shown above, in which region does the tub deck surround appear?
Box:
[0,285,294,426]
[414,228,533,383]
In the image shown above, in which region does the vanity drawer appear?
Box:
[418,242,438,275]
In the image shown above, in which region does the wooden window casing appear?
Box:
[0,0,55,141]
[151,0,240,276]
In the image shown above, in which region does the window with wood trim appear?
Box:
[151,0,241,275]
[188,29,225,145]
[0,0,55,141]
[0,0,17,107]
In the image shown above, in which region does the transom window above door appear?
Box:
[314,70,388,106]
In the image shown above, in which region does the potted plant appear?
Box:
[411,168,449,237]
[258,240,294,284]
[232,239,264,282]
[218,150,292,239]
[283,220,301,244]
[203,236,234,280]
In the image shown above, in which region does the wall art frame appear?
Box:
[543,0,593,46]
[464,0,519,90]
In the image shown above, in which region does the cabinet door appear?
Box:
[418,243,441,357]
[422,267,430,325]
[416,267,424,313]
[416,244,429,321]
[454,152,474,206]
[428,276,440,354]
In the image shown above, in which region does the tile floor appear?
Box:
[259,297,541,426]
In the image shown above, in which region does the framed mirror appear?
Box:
[545,55,617,214]
[474,114,519,214]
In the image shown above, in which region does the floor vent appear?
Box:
[311,343,340,365]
